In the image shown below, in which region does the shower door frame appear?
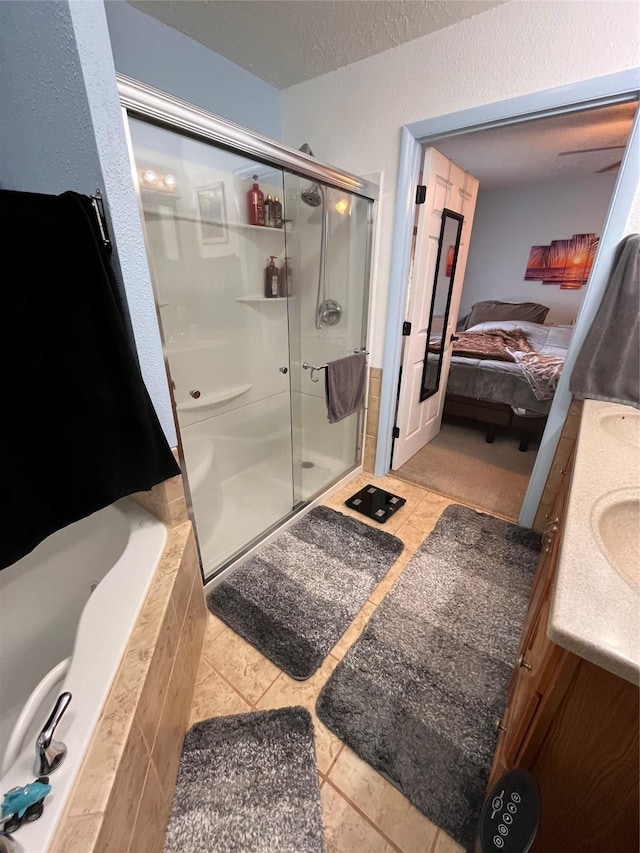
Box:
[118,74,379,582]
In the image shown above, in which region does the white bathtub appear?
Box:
[0,499,167,851]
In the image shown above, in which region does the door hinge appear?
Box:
[392,426,400,439]
[402,321,412,336]
[415,184,427,204]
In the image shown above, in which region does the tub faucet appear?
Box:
[0,832,24,853]
[34,692,71,776]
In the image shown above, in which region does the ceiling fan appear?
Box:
[558,144,626,173]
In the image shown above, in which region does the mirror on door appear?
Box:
[420,207,464,401]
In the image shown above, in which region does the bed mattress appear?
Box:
[427,321,574,416]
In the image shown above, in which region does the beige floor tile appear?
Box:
[369,559,407,606]
[432,830,465,853]
[323,474,370,509]
[200,627,280,705]
[404,493,452,532]
[393,519,431,554]
[256,655,343,774]
[331,601,377,660]
[329,747,437,853]
[376,474,429,505]
[321,782,390,853]
[189,658,252,725]
[200,612,228,662]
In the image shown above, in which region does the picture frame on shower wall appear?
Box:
[197,182,228,244]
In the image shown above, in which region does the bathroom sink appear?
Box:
[596,408,640,448]
[592,490,640,590]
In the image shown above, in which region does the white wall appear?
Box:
[1,0,286,447]
[282,0,640,365]
[460,173,618,325]
[0,0,176,444]
[0,1,102,193]
[105,0,282,140]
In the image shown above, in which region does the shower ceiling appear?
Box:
[126,0,504,88]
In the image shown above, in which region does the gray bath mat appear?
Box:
[207,505,403,679]
[316,504,539,846]
[165,707,324,853]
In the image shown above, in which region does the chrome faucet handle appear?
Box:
[34,692,71,776]
[0,831,25,853]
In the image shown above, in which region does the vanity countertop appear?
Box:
[549,399,640,685]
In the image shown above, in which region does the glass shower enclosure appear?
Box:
[120,77,376,581]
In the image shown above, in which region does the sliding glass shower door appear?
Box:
[127,114,373,579]
[284,174,372,505]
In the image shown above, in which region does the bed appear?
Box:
[426,301,574,449]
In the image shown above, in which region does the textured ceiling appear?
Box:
[126,0,504,88]
[434,101,637,190]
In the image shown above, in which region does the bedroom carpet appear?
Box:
[394,418,537,520]
[207,505,403,679]
[315,504,540,847]
[164,707,324,853]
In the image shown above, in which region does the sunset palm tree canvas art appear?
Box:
[525,233,598,288]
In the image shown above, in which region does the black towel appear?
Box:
[2,189,180,570]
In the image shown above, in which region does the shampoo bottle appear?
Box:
[265,256,279,298]
[273,196,283,229]
[264,194,273,227]
[278,256,292,297]
[247,176,265,226]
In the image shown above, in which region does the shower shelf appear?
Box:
[177,383,252,412]
[235,296,288,303]
[240,223,286,232]
[236,219,294,234]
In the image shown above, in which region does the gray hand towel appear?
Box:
[570,233,640,409]
[325,352,367,423]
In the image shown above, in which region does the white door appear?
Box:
[391,149,478,469]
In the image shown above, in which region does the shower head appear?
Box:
[298,144,323,207]
[301,183,322,207]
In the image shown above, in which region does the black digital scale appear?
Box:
[475,769,539,852]
[344,484,406,523]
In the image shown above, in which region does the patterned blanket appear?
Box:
[434,329,529,362]
[429,327,565,401]
[510,349,565,401]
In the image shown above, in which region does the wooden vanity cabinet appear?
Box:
[488,457,639,851]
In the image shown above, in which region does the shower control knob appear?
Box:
[189,389,201,399]
[279,366,289,374]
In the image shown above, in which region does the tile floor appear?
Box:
[190,472,471,853]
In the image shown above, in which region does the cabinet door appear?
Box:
[487,453,573,788]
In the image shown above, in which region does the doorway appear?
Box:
[376,70,640,527]
[389,101,636,519]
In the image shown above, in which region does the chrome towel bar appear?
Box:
[302,350,369,383]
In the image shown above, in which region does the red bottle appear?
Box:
[247,175,265,226]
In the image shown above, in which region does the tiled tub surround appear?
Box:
[130,463,190,528]
[364,367,382,474]
[49,472,206,853]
